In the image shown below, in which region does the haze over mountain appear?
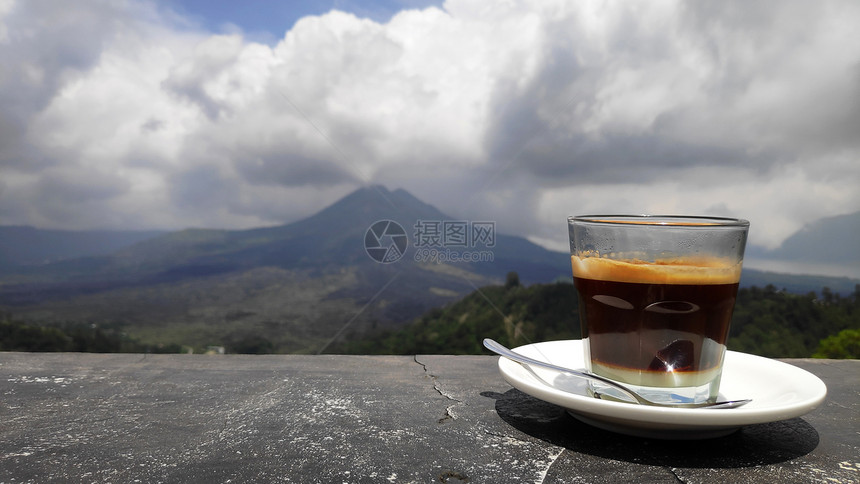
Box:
[744,211,860,279]
[1,186,857,354]
[3,191,857,282]
[0,227,165,268]
[765,211,859,263]
[2,187,857,289]
[0,186,568,353]
[1,186,565,283]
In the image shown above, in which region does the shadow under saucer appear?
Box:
[482,388,819,469]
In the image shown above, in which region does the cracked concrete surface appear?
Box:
[0,354,857,483]
[414,355,462,424]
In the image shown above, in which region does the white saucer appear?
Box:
[497,340,827,439]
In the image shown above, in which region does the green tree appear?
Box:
[505,271,520,289]
[0,319,70,351]
[813,329,860,358]
[228,335,275,354]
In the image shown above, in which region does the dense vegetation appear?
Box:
[0,313,280,354]
[0,316,187,353]
[728,285,859,357]
[2,275,859,358]
[332,274,860,359]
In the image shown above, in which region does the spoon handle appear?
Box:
[483,339,752,409]
[482,338,643,403]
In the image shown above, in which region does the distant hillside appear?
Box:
[769,211,860,264]
[2,189,857,354]
[744,211,860,280]
[0,186,567,353]
[333,278,860,358]
[740,269,859,296]
[0,226,164,268]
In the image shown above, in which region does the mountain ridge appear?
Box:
[1,186,858,353]
[0,226,165,268]
[775,210,860,262]
[1,188,858,293]
[0,186,557,352]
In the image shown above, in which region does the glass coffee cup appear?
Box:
[568,215,749,404]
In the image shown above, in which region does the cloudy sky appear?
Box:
[1,0,859,275]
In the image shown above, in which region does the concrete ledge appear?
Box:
[1,353,858,483]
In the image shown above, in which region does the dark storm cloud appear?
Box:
[510,133,767,185]
[483,69,766,186]
[477,0,860,192]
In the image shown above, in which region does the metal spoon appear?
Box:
[483,338,751,409]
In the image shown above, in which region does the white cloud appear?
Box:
[0,0,858,267]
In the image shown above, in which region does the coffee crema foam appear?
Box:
[570,255,742,285]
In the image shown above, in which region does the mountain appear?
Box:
[0,226,164,268]
[0,186,569,353]
[744,211,860,280]
[740,270,859,296]
[2,187,857,354]
[768,211,860,264]
[1,186,569,287]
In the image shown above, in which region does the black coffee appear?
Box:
[571,256,741,387]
